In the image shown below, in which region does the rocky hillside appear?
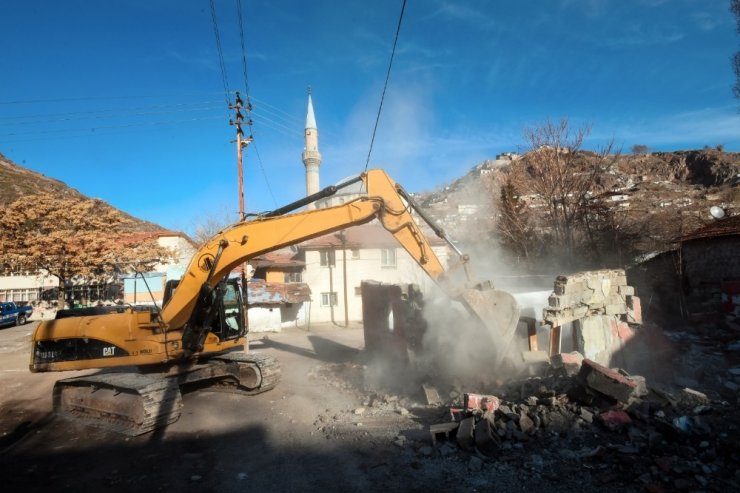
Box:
[0,152,162,232]
[416,149,740,254]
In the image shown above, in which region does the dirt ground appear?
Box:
[1,320,739,493]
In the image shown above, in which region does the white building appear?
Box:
[298,223,449,324]
[121,231,198,305]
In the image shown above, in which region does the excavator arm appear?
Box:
[165,169,483,351]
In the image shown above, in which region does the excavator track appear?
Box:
[53,372,183,437]
[204,352,282,395]
[52,352,281,436]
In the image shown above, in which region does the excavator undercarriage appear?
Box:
[53,351,281,436]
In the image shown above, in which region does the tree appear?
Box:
[503,119,619,266]
[496,179,532,261]
[0,193,173,306]
[631,144,650,155]
[733,0,740,99]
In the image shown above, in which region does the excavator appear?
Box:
[30,169,520,435]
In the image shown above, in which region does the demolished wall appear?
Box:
[543,269,642,367]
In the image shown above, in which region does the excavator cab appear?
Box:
[164,277,245,344]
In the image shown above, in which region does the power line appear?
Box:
[0,92,226,105]
[250,142,278,208]
[0,100,223,122]
[364,0,407,174]
[209,0,232,107]
[0,104,223,126]
[0,115,223,138]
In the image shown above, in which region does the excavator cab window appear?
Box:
[164,278,244,342]
[218,280,243,340]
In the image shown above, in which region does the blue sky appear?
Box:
[2,0,739,235]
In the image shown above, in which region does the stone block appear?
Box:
[456,417,475,450]
[618,285,635,297]
[422,384,442,405]
[474,415,500,455]
[551,351,584,376]
[626,296,642,324]
[614,275,628,286]
[605,304,626,316]
[678,388,709,408]
[554,279,585,295]
[579,358,638,403]
[584,291,605,306]
[548,293,572,308]
[574,316,613,363]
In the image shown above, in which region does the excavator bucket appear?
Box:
[458,286,521,368]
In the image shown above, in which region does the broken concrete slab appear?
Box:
[578,359,638,403]
[422,384,442,406]
[474,416,500,456]
[430,422,459,446]
[551,351,584,376]
[456,417,475,450]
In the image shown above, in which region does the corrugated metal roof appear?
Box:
[679,215,740,242]
[250,249,304,269]
[246,279,311,305]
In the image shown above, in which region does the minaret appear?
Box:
[302,88,322,209]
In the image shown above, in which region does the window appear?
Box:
[320,250,336,267]
[321,292,338,307]
[284,272,302,283]
[381,248,397,268]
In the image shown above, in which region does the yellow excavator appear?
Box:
[30,169,520,435]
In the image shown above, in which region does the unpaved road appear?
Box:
[6,321,732,493]
[0,322,491,493]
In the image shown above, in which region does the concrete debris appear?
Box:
[678,388,709,408]
[430,422,459,446]
[456,417,476,451]
[599,410,632,431]
[464,393,500,413]
[422,383,442,405]
[578,358,639,403]
[550,351,584,376]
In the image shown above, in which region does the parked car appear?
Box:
[0,302,33,327]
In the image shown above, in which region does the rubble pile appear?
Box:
[419,357,740,491]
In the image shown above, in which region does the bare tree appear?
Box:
[631,144,650,155]
[504,119,619,266]
[190,207,234,247]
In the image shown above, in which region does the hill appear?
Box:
[415,149,740,264]
[0,152,162,233]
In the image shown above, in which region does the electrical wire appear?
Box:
[0,104,223,126]
[250,141,278,207]
[363,0,407,174]
[0,115,223,138]
[0,100,223,122]
[209,0,232,107]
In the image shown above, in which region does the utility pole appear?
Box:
[229,92,254,337]
[229,91,254,221]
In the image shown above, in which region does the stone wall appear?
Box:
[543,269,642,366]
